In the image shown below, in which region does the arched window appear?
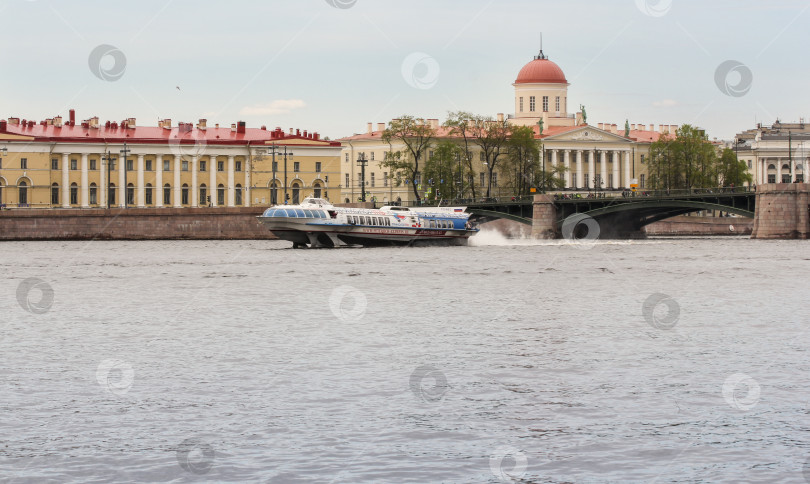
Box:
[181,183,189,205]
[313,181,322,199]
[217,184,225,206]
[70,182,78,205]
[126,183,135,205]
[51,183,59,205]
[235,184,243,206]
[345,198,350,203]
[199,184,207,206]
[109,183,116,205]
[145,183,153,205]
[0,179,5,206]
[19,180,28,206]
[163,183,171,205]
[291,181,301,204]
[89,183,98,205]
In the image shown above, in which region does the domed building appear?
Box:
[511,50,578,129]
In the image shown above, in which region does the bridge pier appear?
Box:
[751,183,810,239]
[531,194,558,239]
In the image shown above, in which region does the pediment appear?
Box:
[545,126,632,143]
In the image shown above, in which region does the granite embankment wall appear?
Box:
[0,207,275,240]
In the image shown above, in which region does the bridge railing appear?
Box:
[379,186,755,207]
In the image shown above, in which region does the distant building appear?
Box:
[0,111,341,209]
[339,50,679,204]
[733,121,810,184]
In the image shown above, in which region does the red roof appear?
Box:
[0,120,340,147]
[515,57,568,85]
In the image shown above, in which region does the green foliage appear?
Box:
[381,116,436,201]
[444,111,478,199]
[422,141,465,201]
[717,148,753,187]
[503,125,541,196]
[647,124,735,189]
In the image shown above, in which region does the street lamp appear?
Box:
[102,151,116,209]
[268,144,293,204]
[120,141,130,208]
[357,152,368,202]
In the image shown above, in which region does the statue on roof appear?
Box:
[580,105,587,125]
[537,118,544,135]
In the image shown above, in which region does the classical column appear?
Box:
[245,157,251,207]
[99,154,107,208]
[136,154,145,207]
[173,156,181,207]
[624,151,631,188]
[563,150,571,188]
[61,153,70,208]
[80,154,89,207]
[227,155,235,207]
[776,158,782,184]
[588,150,596,189]
[191,155,198,207]
[612,151,620,189]
[600,151,607,189]
[118,151,126,208]
[155,155,163,207]
[576,150,583,189]
[550,149,558,171]
[209,156,217,207]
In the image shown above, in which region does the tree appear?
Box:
[648,124,722,190]
[381,116,436,202]
[444,111,477,199]
[422,140,463,202]
[716,148,753,187]
[469,114,510,197]
[503,125,541,196]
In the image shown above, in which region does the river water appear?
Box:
[2,233,810,483]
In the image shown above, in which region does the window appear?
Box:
[217,185,225,205]
[200,185,207,205]
[163,184,171,205]
[414,173,421,186]
[384,172,388,187]
[529,96,536,112]
[292,184,300,204]
[51,159,58,170]
[126,159,133,171]
[555,96,560,112]
[313,184,322,198]
[639,174,645,188]
[70,159,77,170]
[370,152,375,161]
[235,161,242,172]
[315,162,321,173]
[127,184,134,205]
[519,97,523,112]
[480,172,485,186]
[293,162,300,172]
[217,161,224,172]
[18,180,27,205]
[145,160,152,171]
[200,160,206,172]
[145,184,153,205]
[492,172,498,187]
[90,159,97,170]
[182,160,189,171]
[235,184,242,205]
[51,183,59,205]
[748,160,752,169]
[109,159,116,171]
[768,174,776,184]
[90,184,97,204]
[640,155,646,164]
[109,184,116,205]
[272,161,278,171]
[164,160,171,171]
[345,153,349,162]
[479,152,485,162]
[371,172,375,187]
[181,184,189,205]
[70,183,78,204]
[345,173,350,188]
[0,158,3,169]
[21,158,28,169]
[270,182,278,205]
[542,96,549,112]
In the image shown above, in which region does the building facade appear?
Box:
[733,121,810,184]
[339,51,678,204]
[0,112,341,209]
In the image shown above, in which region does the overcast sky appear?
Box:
[1,0,807,140]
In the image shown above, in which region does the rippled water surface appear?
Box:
[2,234,810,483]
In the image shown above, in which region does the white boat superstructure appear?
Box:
[257,197,479,248]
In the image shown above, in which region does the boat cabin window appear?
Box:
[304,210,313,218]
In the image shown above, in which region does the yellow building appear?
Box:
[339,50,679,204]
[0,112,341,209]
